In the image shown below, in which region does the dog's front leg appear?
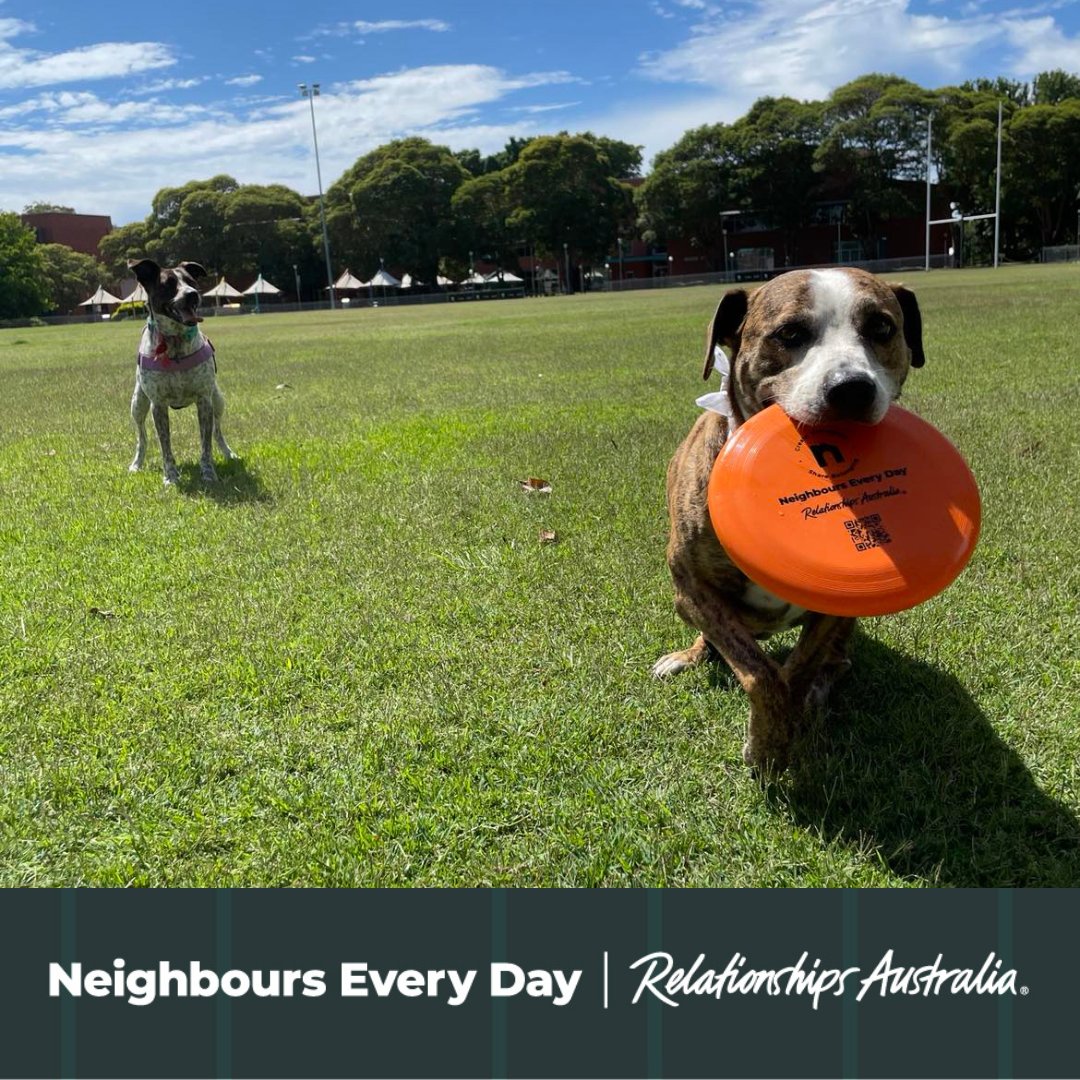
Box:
[151,403,179,486]
[129,384,150,472]
[196,397,218,483]
[674,584,794,772]
[783,613,856,713]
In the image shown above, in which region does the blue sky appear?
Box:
[2,0,1079,224]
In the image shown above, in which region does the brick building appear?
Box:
[21,211,113,257]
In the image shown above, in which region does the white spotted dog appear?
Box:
[655,268,925,773]
[128,258,237,485]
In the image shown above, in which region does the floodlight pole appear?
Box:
[925,114,932,272]
[300,82,336,310]
[993,100,1003,268]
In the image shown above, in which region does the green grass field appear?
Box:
[1,265,1077,886]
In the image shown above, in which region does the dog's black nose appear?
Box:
[826,376,877,418]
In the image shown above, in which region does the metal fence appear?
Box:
[1041,245,1080,263]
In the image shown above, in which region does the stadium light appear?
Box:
[299,83,336,309]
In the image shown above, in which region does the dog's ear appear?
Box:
[179,261,207,281]
[128,259,160,287]
[890,284,925,368]
[703,288,748,379]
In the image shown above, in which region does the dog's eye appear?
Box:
[772,323,811,348]
[865,316,896,343]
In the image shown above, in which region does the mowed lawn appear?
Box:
[0,265,1077,886]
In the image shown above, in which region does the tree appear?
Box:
[22,202,76,215]
[451,171,519,274]
[0,212,48,318]
[1004,99,1080,249]
[501,134,634,284]
[1032,70,1080,105]
[326,138,470,282]
[815,74,935,250]
[577,132,643,179]
[731,96,823,264]
[634,123,743,269]
[98,220,153,278]
[37,243,108,314]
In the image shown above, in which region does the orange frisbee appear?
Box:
[707,404,980,617]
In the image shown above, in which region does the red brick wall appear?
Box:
[21,213,113,258]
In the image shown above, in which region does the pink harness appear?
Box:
[137,338,214,372]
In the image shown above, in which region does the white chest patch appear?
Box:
[742,583,807,628]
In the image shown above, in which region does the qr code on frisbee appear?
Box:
[844,513,892,551]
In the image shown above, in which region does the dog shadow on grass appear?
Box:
[775,633,1080,887]
[174,458,272,506]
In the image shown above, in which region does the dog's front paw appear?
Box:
[652,650,695,678]
[128,461,142,473]
[201,466,220,484]
[163,469,179,486]
[803,659,853,714]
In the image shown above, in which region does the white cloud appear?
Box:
[1002,16,1080,77]
[351,19,450,34]
[225,74,262,87]
[131,76,207,95]
[0,63,551,223]
[0,26,175,89]
[293,55,317,64]
[635,0,1069,99]
[510,101,581,114]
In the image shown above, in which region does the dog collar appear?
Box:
[696,345,737,424]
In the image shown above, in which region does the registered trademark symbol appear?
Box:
[1020,986,1029,995]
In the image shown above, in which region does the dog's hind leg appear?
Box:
[211,386,237,460]
[151,402,180,486]
[673,584,795,774]
[652,633,713,678]
[129,384,150,472]
[783,614,856,713]
[196,397,219,483]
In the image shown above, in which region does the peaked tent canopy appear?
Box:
[332,269,367,290]
[486,270,523,283]
[436,274,456,286]
[243,274,281,295]
[121,283,147,304]
[204,277,243,298]
[462,271,488,285]
[400,273,422,288]
[368,268,401,288]
[79,285,122,306]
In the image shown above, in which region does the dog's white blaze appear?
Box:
[778,269,894,425]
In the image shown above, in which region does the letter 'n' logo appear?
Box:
[810,443,845,469]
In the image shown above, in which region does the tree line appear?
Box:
[2,69,1079,318]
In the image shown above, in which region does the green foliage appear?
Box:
[0,212,48,318]
[22,202,76,214]
[634,124,742,267]
[325,137,469,282]
[1032,69,1080,105]
[37,243,108,314]
[815,74,936,244]
[98,220,153,278]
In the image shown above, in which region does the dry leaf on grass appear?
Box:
[539,529,558,545]
[88,607,118,620]
[275,383,293,391]
[518,477,552,494]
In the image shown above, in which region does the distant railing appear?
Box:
[1041,245,1080,263]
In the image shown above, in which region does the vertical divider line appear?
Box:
[491,889,508,1080]
[60,889,77,1079]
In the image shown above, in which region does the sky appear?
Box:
[2,0,1079,225]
